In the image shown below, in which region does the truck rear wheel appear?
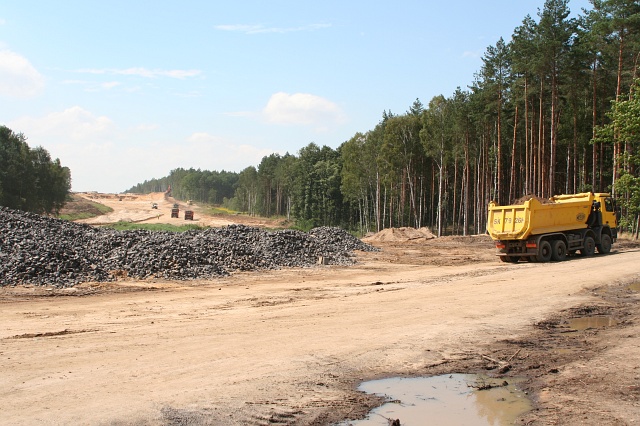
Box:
[536,240,552,262]
[597,234,612,254]
[551,240,567,261]
[580,236,596,256]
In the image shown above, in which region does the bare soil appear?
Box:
[2,193,640,425]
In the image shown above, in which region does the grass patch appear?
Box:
[204,206,240,215]
[58,196,114,221]
[58,212,98,221]
[103,221,204,232]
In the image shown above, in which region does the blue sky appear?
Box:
[1,0,592,193]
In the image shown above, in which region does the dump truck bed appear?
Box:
[487,193,598,241]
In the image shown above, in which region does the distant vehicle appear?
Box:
[171,208,179,218]
[184,210,194,220]
[152,203,158,209]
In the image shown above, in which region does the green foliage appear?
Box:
[0,126,71,215]
[290,143,345,228]
[126,168,238,205]
[597,79,640,230]
[203,206,239,215]
[615,173,640,213]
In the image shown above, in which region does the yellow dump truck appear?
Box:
[487,193,618,263]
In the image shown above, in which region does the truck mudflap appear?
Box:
[495,239,538,262]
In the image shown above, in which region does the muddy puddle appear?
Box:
[628,282,640,292]
[341,374,531,425]
[567,315,618,331]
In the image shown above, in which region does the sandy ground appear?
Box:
[1,193,640,425]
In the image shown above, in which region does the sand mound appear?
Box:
[513,194,554,205]
[363,227,436,242]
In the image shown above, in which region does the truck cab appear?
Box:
[599,195,618,239]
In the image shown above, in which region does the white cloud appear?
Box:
[183,132,273,167]
[462,50,482,59]
[263,92,346,127]
[95,132,274,192]
[75,67,202,79]
[135,123,159,131]
[101,81,121,90]
[224,110,256,118]
[0,49,45,98]
[10,106,114,142]
[7,107,117,192]
[6,110,274,192]
[215,23,331,34]
[61,79,122,92]
[0,18,6,25]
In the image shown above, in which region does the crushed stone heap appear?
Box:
[0,207,378,287]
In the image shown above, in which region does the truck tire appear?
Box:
[536,240,553,262]
[551,240,567,261]
[580,236,596,256]
[597,234,612,254]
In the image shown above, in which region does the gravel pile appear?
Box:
[0,207,378,287]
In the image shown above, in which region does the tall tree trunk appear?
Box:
[464,131,470,236]
[592,58,599,191]
[550,69,559,196]
[573,108,578,194]
[613,29,626,193]
[452,154,458,234]
[509,105,518,202]
[496,90,503,204]
[539,79,545,196]
[524,77,530,195]
[437,153,444,237]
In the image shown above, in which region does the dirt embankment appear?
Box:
[1,231,639,425]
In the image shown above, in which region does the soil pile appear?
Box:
[0,207,378,287]
[363,227,436,242]
[513,194,555,205]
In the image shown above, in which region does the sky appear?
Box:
[1,0,592,193]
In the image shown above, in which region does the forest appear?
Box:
[128,0,640,236]
[0,126,71,215]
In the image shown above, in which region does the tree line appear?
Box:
[0,126,71,215]
[127,168,238,205]
[128,0,640,236]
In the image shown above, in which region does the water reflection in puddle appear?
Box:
[567,316,618,331]
[342,374,531,426]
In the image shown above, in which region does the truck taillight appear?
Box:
[526,242,537,248]
[496,243,506,249]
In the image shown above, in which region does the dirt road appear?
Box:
[75,192,284,228]
[2,237,639,425]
